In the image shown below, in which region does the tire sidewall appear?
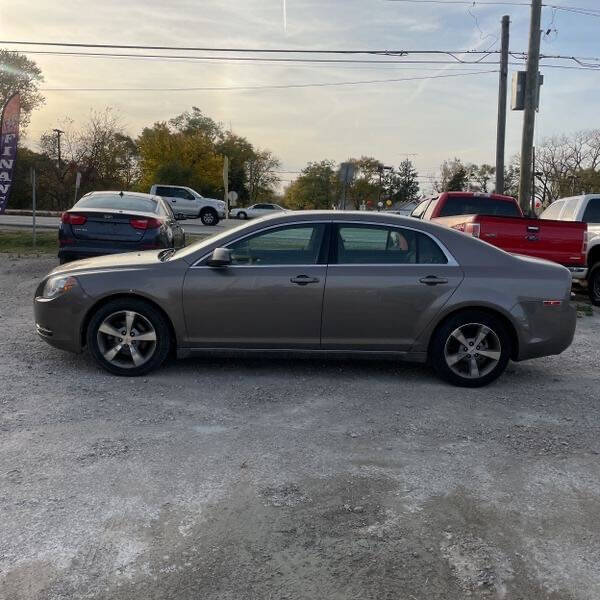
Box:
[86,298,171,376]
[201,209,219,226]
[238,212,247,220]
[588,266,600,306]
[430,310,511,387]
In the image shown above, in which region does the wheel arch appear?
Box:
[587,244,600,277]
[427,305,520,361]
[80,293,178,351]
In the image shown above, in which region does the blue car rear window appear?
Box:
[75,194,158,213]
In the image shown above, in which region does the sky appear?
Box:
[1,0,599,193]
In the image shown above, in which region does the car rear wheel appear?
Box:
[87,298,171,376]
[588,266,600,306]
[430,311,511,387]
[238,211,247,220]
[200,208,219,226]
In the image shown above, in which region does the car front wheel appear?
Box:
[87,298,171,376]
[200,208,219,226]
[430,310,511,387]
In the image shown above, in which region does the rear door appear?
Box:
[182,222,330,348]
[321,223,464,352]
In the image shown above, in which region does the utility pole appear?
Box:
[518,0,542,215]
[53,128,64,171]
[495,15,510,195]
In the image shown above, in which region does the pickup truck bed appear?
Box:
[413,192,587,269]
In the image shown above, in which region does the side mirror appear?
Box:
[206,247,232,267]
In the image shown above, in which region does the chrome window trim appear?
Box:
[190,218,459,268]
[191,220,331,267]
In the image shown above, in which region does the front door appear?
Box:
[182,223,329,348]
[321,223,464,351]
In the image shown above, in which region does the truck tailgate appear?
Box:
[434,214,587,267]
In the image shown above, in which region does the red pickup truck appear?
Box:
[411,192,587,271]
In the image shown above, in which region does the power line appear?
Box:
[39,69,498,92]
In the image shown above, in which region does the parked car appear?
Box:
[412,192,587,273]
[149,184,226,226]
[36,211,575,387]
[540,194,600,305]
[229,203,286,219]
[58,191,186,264]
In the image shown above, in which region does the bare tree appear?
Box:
[246,149,281,203]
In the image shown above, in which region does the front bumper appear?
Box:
[34,284,89,354]
[568,266,588,281]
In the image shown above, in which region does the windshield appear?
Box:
[439,196,521,218]
[74,194,158,213]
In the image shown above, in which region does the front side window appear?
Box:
[582,198,600,223]
[335,225,447,265]
[226,224,326,265]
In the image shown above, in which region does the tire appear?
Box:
[200,208,219,226]
[238,211,247,220]
[86,298,171,376]
[430,310,511,387]
[588,266,600,306]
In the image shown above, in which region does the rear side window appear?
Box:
[75,194,158,213]
[226,224,326,265]
[438,196,520,217]
[560,198,580,221]
[582,198,600,223]
[540,200,565,220]
[335,225,447,265]
[156,186,194,200]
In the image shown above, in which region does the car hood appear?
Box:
[50,250,163,276]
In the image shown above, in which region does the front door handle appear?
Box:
[291,275,320,286]
[419,275,448,286]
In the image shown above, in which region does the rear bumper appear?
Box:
[512,300,577,361]
[568,266,588,281]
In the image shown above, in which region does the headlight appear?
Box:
[42,275,78,299]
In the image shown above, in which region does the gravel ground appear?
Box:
[1,254,600,600]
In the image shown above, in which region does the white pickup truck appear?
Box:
[149,184,226,226]
[540,194,600,305]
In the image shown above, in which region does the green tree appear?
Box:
[284,160,337,209]
[391,159,420,203]
[346,156,382,209]
[246,149,281,203]
[216,132,255,204]
[436,158,470,192]
[0,49,45,129]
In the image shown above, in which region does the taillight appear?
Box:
[61,212,87,225]
[452,222,480,238]
[583,231,588,255]
[464,223,481,238]
[130,217,162,230]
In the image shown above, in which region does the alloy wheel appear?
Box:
[96,310,157,369]
[443,322,502,379]
[202,211,215,225]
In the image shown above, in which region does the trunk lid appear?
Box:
[67,209,159,242]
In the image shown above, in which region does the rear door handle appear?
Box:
[419,276,448,286]
[291,275,320,286]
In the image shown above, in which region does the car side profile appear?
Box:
[149,184,226,225]
[36,211,576,387]
[58,191,186,264]
[229,203,286,220]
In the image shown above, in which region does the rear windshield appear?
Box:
[438,196,520,218]
[75,194,158,213]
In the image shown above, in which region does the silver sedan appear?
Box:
[34,211,576,386]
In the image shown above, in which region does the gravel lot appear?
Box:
[1,253,600,600]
